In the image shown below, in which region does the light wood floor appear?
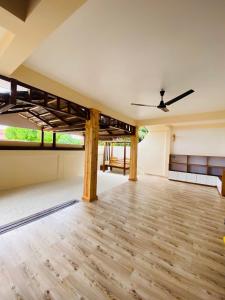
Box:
[0,175,225,300]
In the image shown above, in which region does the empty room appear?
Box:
[0,0,224,299]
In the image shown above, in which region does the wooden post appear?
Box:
[102,142,106,172]
[109,142,112,171]
[41,128,44,147]
[129,127,138,181]
[82,109,99,201]
[111,142,114,158]
[123,142,126,176]
[52,132,56,149]
[222,170,225,197]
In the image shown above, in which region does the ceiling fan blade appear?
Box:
[131,103,157,107]
[159,107,169,112]
[165,89,194,106]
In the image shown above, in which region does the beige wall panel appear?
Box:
[171,124,225,156]
[138,126,171,177]
[0,150,84,190]
[58,151,84,179]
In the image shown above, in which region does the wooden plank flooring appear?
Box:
[0,175,225,300]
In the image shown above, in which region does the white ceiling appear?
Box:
[0,26,6,40]
[25,0,225,120]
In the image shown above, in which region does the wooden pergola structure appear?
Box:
[101,141,130,176]
[0,75,138,201]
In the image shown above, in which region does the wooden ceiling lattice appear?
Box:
[99,114,135,140]
[0,75,135,139]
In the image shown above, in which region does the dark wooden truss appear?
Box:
[0,75,89,132]
[99,114,135,140]
[0,75,135,139]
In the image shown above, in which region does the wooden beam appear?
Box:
[0,108,30,114]
[0,103,15,113]
[100,114,135,134]
[129,127,138,181]
[28,109,55,128]
[0,79,17,113]
[82,109,99,201]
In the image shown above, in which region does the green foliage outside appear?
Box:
[4,126,148,145]
[98,126,149,145]
[138,127,149,142]
[4,127,83,145]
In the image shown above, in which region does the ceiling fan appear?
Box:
[131,89,194,112]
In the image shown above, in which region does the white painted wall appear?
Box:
[0,144,129,191]
[137,123,225,178]
[0,150,84,190]
[171,124,225,156]
[138,126,171,177]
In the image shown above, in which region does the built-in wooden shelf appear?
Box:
[188,164,207,167]
[169,154,225,177]
[169,154,225,196]
[170,162,187,165]
[208,165,225,168]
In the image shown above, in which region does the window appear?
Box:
[0,125,84,149]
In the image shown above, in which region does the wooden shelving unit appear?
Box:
[169,154,225,196]
[169,154,225,177]
[170,155,187,172]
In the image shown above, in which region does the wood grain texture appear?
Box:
[82,109,99,201]
[129,127,138,181]
[222,170,225,197]
[0,175,225,300]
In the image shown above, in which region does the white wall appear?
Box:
[171,124,225,156]
[137,123,225,179]
[138,125,171,177]
[0,150,84,190]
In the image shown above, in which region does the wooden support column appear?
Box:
[82,109,100,201]
[129,127,138,181]
[52,132,56,149]
[41,128,44,147]
[123,142,126,176]
[222,170,225,197]
[102,142,106,172]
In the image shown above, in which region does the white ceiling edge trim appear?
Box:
[136,110,225,127]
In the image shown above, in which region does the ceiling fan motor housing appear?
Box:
[158,100,166,108]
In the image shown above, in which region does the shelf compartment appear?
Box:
[170,155,187,164]
[208,166,224,177]
[188,164,207,175]
[208,157,225,167]
[188,155,207,166]
[169,162,187,172]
